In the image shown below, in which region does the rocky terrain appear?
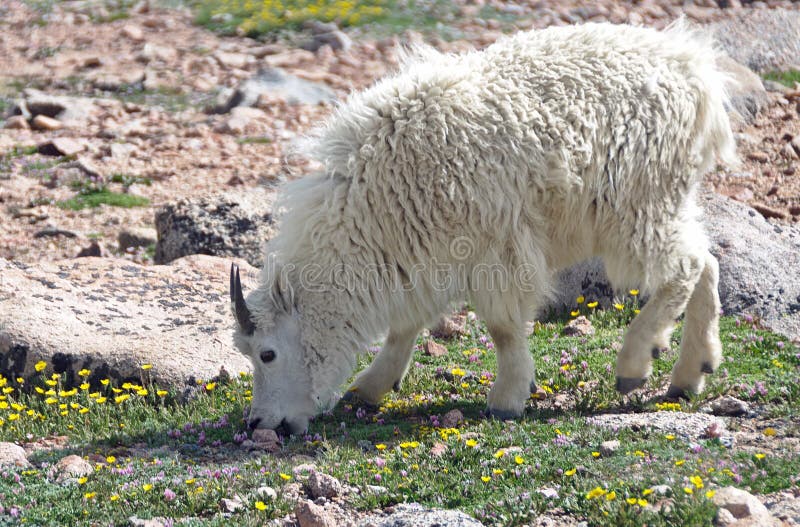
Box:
[2,0,800,525]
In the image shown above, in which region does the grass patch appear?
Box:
[0,301,797,525]
[236,136,273,145]
[763,70,800,88]
[57,189,150,210]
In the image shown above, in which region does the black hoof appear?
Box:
[486,407,522,420]
[341,390,356,402]
[652,347,667,359]
[616,377,646,394]
[392,380,401,392]
[701,362,714,374]
[529,380,538,393]
[341,390,378,409]
[665,384,690,401]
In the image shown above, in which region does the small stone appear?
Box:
[652,485,672,496]
[563,315,594,337]
[538,487,559,499]
[0,442,30,468]
[252,428,279,443]
[294,500,336,527]
[128,517,169,527]
[715,507,737,526]
[32,114,63,130]
[752,203,787,220]
[50,454,94,483]
[257,486,278,500]
[4,116,30,130]
[38,137,85,157]
[423,340,448,357]
[307,472,343,499]
[710,396,749,417]
[724,186,754,203]
[76,241,104,258]
[712,487,776,525]
[599,440,620,457]
[746,151,769,163]
[440,408,464,428]
[781,143,798,160]
[430,442,448,457]
[219,496,244,512]
[214,51,251,70]
[121,24,144,41]
[430,314,467,339]
[34,227,78,238]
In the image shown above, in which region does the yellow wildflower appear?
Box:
[629,289,639,296]
[606,491,617,501]
[376,444,387,451]
[614,303,624,310]
[565,468,577,476]
[141,364,153,370]
[481,476,491,483]
[279,473,291,480]
[35,361,46,372]
[465,439,478,448]
[576,295,585,304]
[587,301,598,308]
[255,500,267,511]
[78,369,90,377]
[586,487,606,499]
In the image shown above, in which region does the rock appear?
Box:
[76,241,104,258]
[214,68,336,113]
[430,314,467,339]
[710,10,800,73]
[366,485,388,495]
[118,227,158,252]
[0,255,252,388]
[214,51,252,70]
[219,496,244,513]
[440,408,464,428]
[762,489,800,526]
[716,55,768,125]
[295,500,337,527]
[587,412,727,442]
[32,115,63,130]
[301,21,352,52]
[716,507,737,526]
[128,518,169,527]
[121,24,144,41]
[16,89,98,127]
[154,191,276,267]
[598,440,620,457]
[0,442,30,468]
[710,396,749,417]
[4,116,29,130]
[429,443,448,457]
[49,454,93,483]
[746,151,769,163]
[422,340,448,358]
[34,226,78,238]
[307,471,343,499]
[722,185,754,203]
[257,486,278,500]
[252,428,279,443]
[359,503,483,527]
[220,106,267,135]
[752,203,787,220]
[550,193,800,340]
[538,487,559,499]
[712,487,778,526]
[140,43,177,63]
[563,316,594,337]
[38,137,85,157]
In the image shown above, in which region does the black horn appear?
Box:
[230,263,256,335]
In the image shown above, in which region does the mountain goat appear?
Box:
[230,21,736,433]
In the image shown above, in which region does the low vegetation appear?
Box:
[0,297,797,526]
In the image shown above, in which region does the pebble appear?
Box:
[121,24,144,41]
[219,496,244,512]
[423,340,448,357]
[4,115,29,130]
[599,440,620,457]
[563,315,594,337]
[32,114,63,130]
[257,485,278,500]
[38,137,85,157]
[710,396,750,417]
[440,408,464,428]
[49,454,94,483]
[306,471,343,499]
[294,500,337,527]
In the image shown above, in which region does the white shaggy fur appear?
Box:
[233,21,736,431]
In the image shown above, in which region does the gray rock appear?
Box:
[563,316,594,337]
[295,500,337,527]
[550,193,800,340]
[14,89,98,127]
[257,485,278,500]
[301,22,352,52]
[219,496,244,512]
[712,487,779,526]
[587,412,727,441]
[118,227,158,253]
[49,454,93,483]
[0,255,252,388]
[717,55,768,126]
[214,68,336,113]
[0,442,30,468]
[710,396,750,417]
[710,10,800,74]
[762,490,800,526]
[307,471,344,499]
[154,190,276,267]
[359,503,484,527]
[128,518,169,527]
[598,440,620,457]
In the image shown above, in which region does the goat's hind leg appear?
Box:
[345,323,421,405]
[667,251,722,399]
[615,249,705,394]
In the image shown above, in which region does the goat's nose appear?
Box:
[248,417,262,430]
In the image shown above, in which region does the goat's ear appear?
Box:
[271,277,295,315]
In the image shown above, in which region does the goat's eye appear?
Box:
[260,349,276,363]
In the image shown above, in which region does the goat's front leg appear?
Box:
[486,323,536,419]
[344,324,421,405]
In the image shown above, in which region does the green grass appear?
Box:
[763,70,800,88]
[57,189,150,210]
[0,303,798,526]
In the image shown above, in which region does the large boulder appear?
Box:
[551,193,800,340]
[154,191,276,268]
[711,9,800,74]
[717,55,769,126]
[0,255,254,388]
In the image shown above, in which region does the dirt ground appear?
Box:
[1,0,799,265]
